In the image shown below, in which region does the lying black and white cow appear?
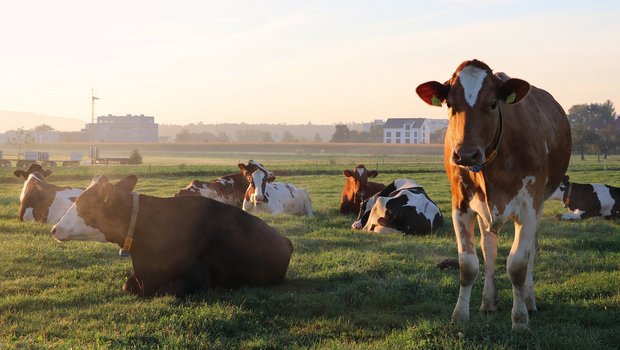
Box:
[51,175,293,297]
[548,175,620,220]
[17,170,83,224]
[174,160,276,207]
[352,179,443,235]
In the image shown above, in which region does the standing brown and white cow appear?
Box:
[416,59,571,330]
[339,165,385,215]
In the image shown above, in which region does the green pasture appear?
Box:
[0,153,619,349]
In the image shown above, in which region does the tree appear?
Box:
[33,124,54,132]
[128,149,143,165]
[280,131,297,143]
[175,129,192,142]
[9,128,34,159]
[330,124,351,142]
[430,127,447,144]
[312,133,323,143]
[568,100,617,159]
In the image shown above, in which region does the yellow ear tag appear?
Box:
[505,91,516,104]
[431,95,442,106]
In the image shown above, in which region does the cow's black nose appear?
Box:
[452,147,482,166]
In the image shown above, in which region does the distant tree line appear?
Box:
[174,129,324,143]
[568,100,618,160]
[330,124,383,143]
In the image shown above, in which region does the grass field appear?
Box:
[0,151,619,349]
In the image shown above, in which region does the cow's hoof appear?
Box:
[451,310,469,325]
[480,301,497,313]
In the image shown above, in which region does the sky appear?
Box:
[1,0,619,130]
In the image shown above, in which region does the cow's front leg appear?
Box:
[508,207,540,330]
[478,216,501,312]
[451,208,478,324]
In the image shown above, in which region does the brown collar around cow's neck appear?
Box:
[119,192,139,257]
[564,182,573,208]
[468,104,504,173]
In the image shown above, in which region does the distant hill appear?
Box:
[0,110,85,132]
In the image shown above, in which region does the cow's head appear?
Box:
[174,179,204,197]
[14,163,52,180]
[245,170,269,205]
[549,175,571,201]
[18,173,54,222]
[416,59,531,170]
[51,175,138,244]
[238,160,276,182]
[343,165,378,202]
[352,195,378,230]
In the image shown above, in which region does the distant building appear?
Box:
[362,119,384,132]
[84,114,158,142]
[383,118,430,144]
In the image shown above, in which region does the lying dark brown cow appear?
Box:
[14,163,52,180]
[52,175,293,297]
[339,164,385,215]
[416,59,571,330]
[174,160,275,207]
[549,175,620,220]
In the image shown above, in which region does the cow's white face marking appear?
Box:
[548,185,565,201]
[47,188,84,224]
[20,173,45,202]
[458,65,488,107]
[356,167,365,177]
[249,170,266,204]
[52,203,107,242]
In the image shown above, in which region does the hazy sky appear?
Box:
[2,0,619,127]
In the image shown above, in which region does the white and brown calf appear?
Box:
[242,170,313,216]
[549,175,620,220]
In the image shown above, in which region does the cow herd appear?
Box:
[10,59,620,331]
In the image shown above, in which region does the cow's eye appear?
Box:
[490,101,497,110]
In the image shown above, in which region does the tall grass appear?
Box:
[0,158,618,349]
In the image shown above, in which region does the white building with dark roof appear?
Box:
[84,114,158,142]
[383,118,430,144]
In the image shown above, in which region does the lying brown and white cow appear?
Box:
[14,163,52,180]
[352,179,443,235]
[548,175,620,220]
[416,59,571,330]
[51,175,293,297]
[174,160,275,207]
[241,166,313,216]
[17,171,83,224]
[339,164,385,215]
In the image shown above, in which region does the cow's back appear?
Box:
[131,196,293,289]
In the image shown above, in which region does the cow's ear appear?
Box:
[238,163,248,173]
[98,182,115,203]
[563,175,570,183]
[13,170,25,178]
[416,81,449,107]
[44,170,52,178]
[377,217,387,226]
[115,175,138,193]
[498,78,530,104]
[343,169,354,177]
[368,171,378,178]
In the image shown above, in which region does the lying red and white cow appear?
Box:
[352,179,443,235]
[17,170,83,224]
[416,59,571,330]
[174,160,275,207]
[548,175,620,220]
[340,164,386,215]
[51,175,293,297]
[14,163,52,180]
[241,165,313,216]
